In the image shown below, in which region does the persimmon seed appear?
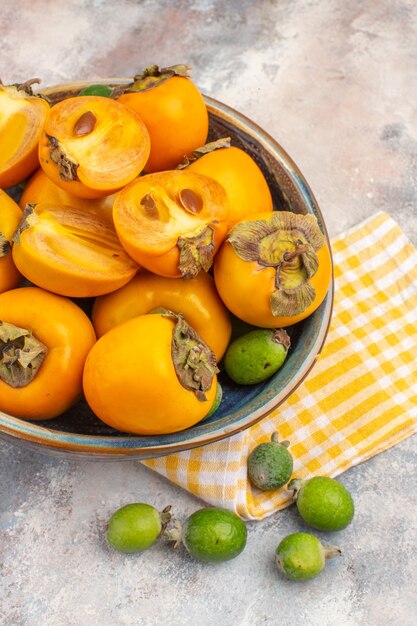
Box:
[73,110,97,136]
[140,193,159,219]
[179,188,203,214]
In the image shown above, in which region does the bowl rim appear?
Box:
[0,79,334,458]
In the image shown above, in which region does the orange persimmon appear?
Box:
[0,79,50,189]
[83,313,217,435]
[214,211,332,328]
[92,269,232,361]
[118,64,208,173]
[38,95,150,199]
[182,139,274,227]
[0,286,96,420]
[113,170,229,278]
[0,189,22,293]
[12,203,139,297]
[20,168,115,223]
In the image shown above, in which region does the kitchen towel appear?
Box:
[144,211,417,519]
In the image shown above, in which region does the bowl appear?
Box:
[0,79,334,459]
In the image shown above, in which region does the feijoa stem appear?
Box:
[323,544,342,560]
[159,505,173,535]
[163,519,183,549]
[287,478,306,497]
[270,431,290,447]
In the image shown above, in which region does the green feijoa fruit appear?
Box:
[248,431,293,490]
[289,476,355,531]
[224,328,290,385]
[78,84,113,97]
[204,382,223,419]
[275,532,341,581]
[106,503,171,553]
[166,507,247,562]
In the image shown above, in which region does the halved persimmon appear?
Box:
[113,170,229,278]
[0,189,22,293]
[38,96,150,199]
[0,79,50,189]
[118,64,209,173]
[12,203,139,297]
[20,168,115,223]
[180,138,274,227]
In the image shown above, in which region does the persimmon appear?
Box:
[12,203,139,297]
[118,64,208,173]
[214,211,332,328]
[0,286,96,420]
[179,138,273,227]
[92,269,232,361]
[0,79,50,188]
[83,313,218,435]
[0,190,22,293]
[20,168,115,223]
[38,95,150,199]
[113,170,229,278]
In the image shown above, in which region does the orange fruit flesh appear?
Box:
[12,204,138,297]
[40,96,150,191]
[113,170,229,257]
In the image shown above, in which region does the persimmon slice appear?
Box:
[38,96,151,198]
[12,203,139,297]
[0,83,50,188]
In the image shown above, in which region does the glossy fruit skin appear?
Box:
[0,85,50,188]
[92,270,231,361]
[113,170,229,278]
[214,212,332,328]
[12,203,139,298]
[275,533,326,581]
[293,477,354,531]
[118,76,208,173]
[82,314,217,435]
[187,146,273,227]
[248,436,293,490]
[106,503,162,553]
[20,168,115,223]
[0,190,22,293]
[0,287,96,420]
[38,96,150,198]
[224,329,289,385]
[182,508,247,562]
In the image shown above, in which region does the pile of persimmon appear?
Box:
[0,65,331,435]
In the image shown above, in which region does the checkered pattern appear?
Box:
[144,212,417,519]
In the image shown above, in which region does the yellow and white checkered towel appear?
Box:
[144,212,417,520]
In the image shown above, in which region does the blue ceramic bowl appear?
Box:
[0,80,333,459]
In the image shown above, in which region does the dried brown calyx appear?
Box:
[228,211,325,317]
[177,225,215,279]
[126,64,192,93]
[0,232,11,257]
[47,134,79,181]
[0,321,48,388]
[12,204,35,244]
[160,310,218,401]
[176,137,231,170]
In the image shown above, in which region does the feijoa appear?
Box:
[248,431,293,490]
[78,84,113,97]
[204,382,223,419]
[166,507,247,562]
[275,532,341,581]
[289,476,354,531]
[106,503,171,553]
[224,328,290,385]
